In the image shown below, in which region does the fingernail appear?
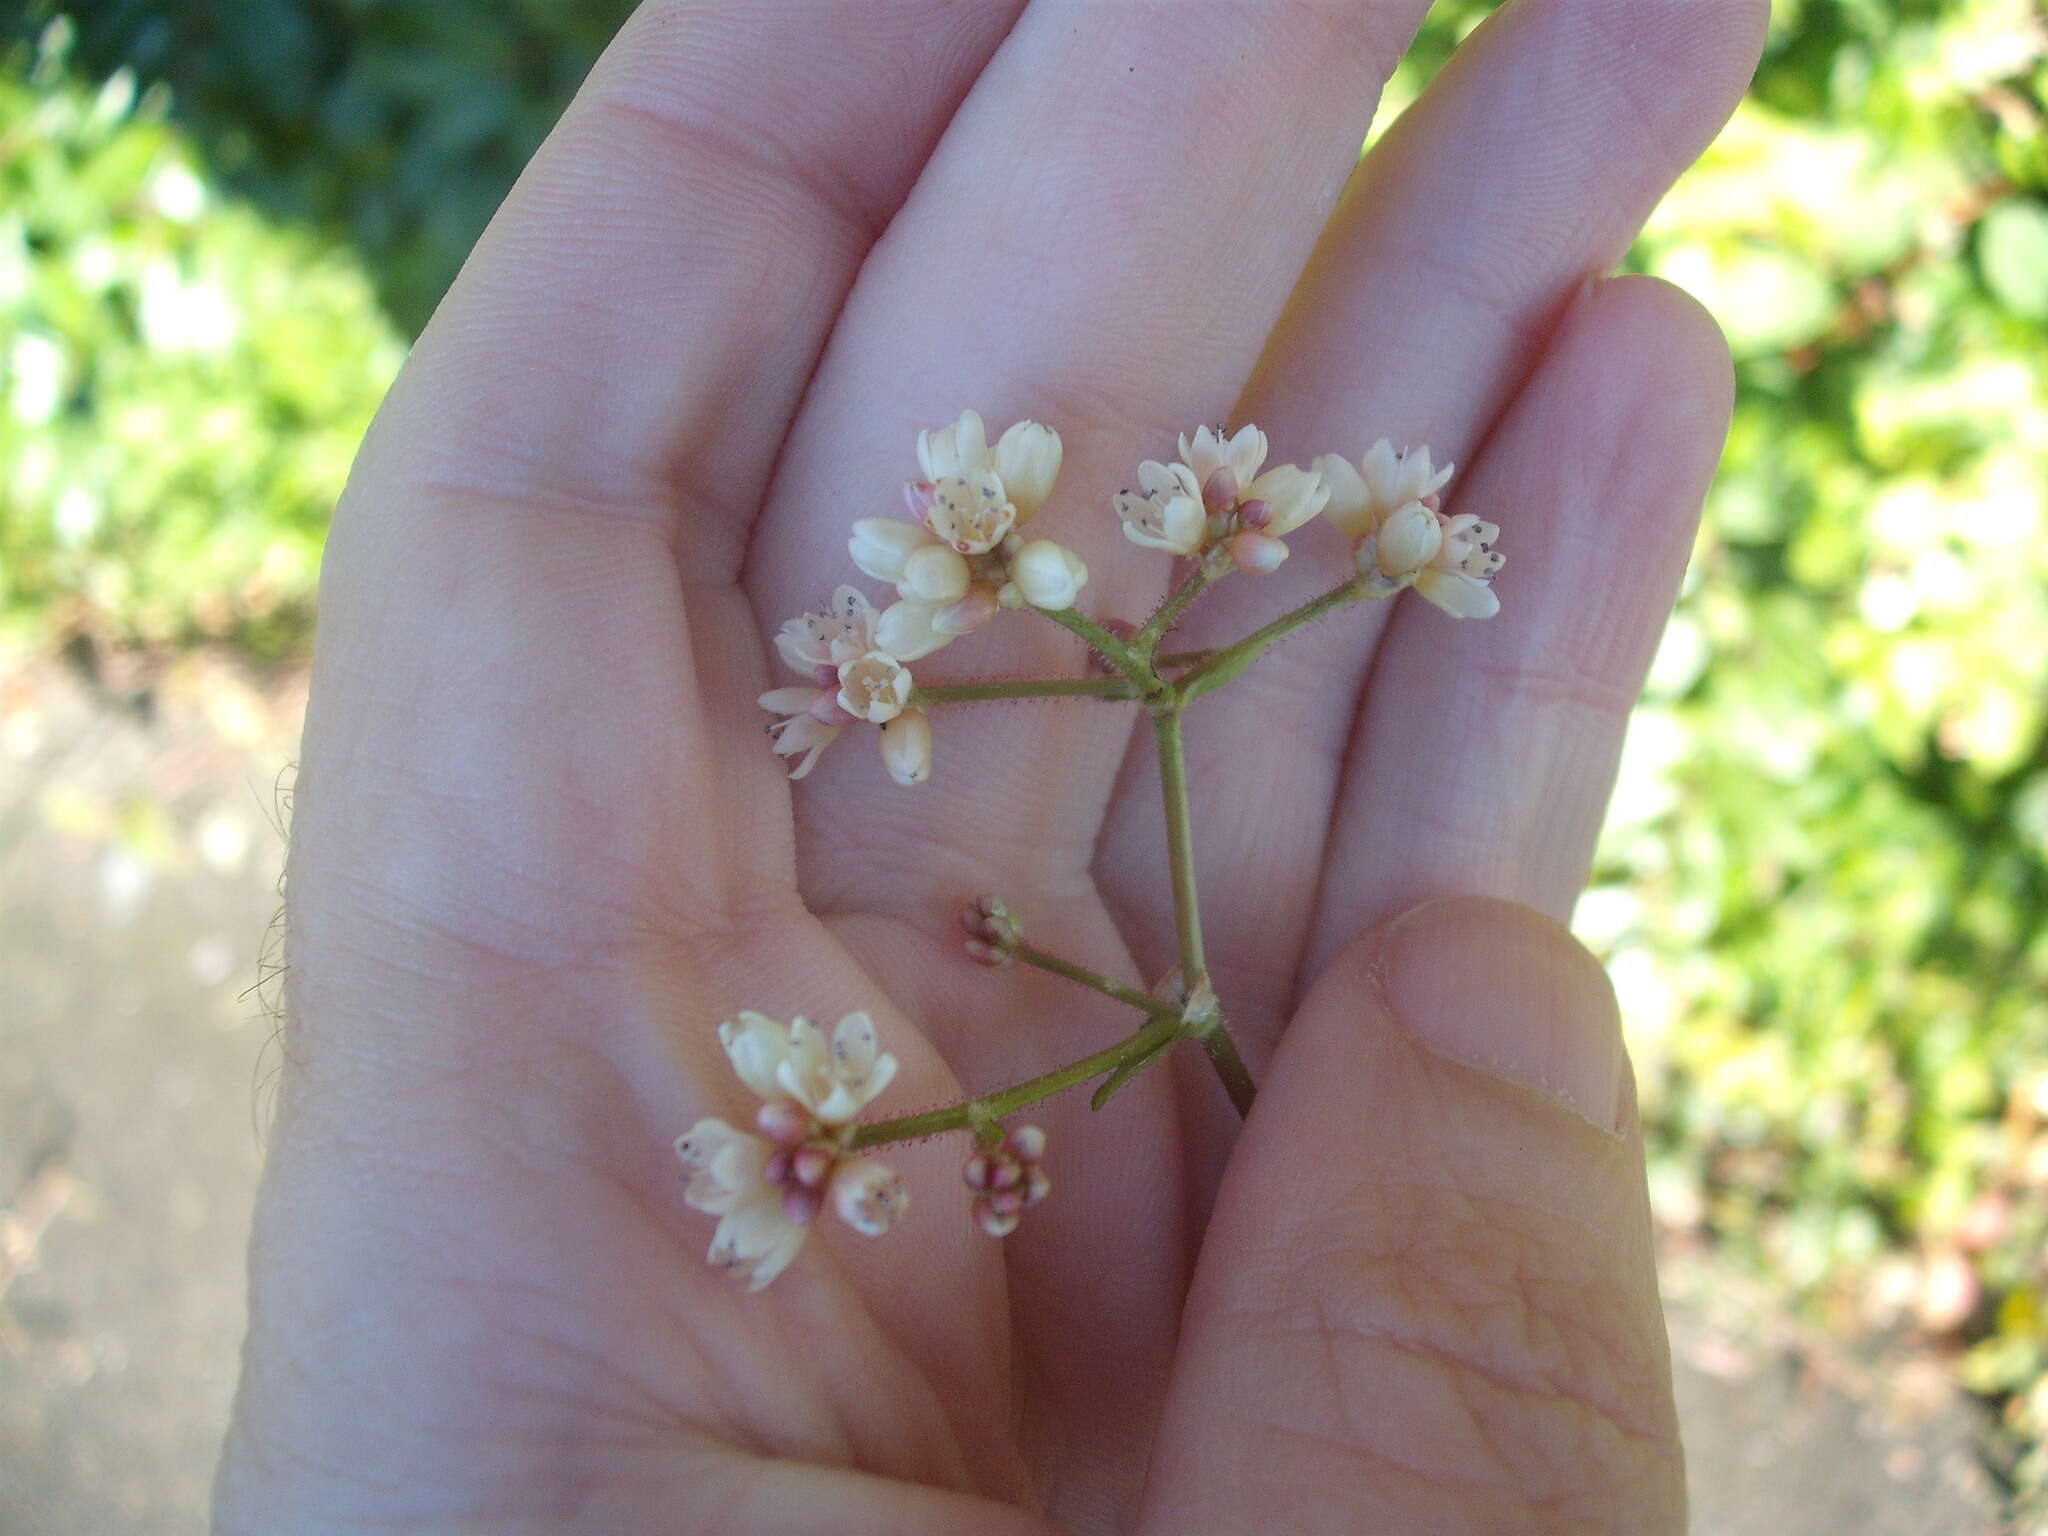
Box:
[1379,896,1623,1132]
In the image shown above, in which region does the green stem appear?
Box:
[1038,607,1160,692]
[1015,942,1173,1018]
[1195,1026,1258,1119]
[848,1012,1182,1149]
[1177,576,1368,701]
[1155,647,1218,671]
[1152,708,1207,981]
[1135,566,1217,655]
[913,677,1139,706]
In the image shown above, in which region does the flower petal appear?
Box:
[1415,567,1501,619]
[708,1193,807,1292]
[994,419,1062,521]
[1315,452,1373,538]
[719,1011,792,1102]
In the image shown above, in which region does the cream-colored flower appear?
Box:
[778,1011,899,1125]
[830,1160,910,1237]
[1315,439,1454,541]
[1114,459,1207,555]
[1179,423,1270,496]
[875,598,954,661]
[674,1118,805,1292]
[836,650,913,723]
[1179,425,1328,541]
[758,687,845,779]
[878,708,933,786]
[926,468,1016,555]
[774,585,883,673]
[918,410,1063,523]
[1006,538,1089,610]
[1415,512,1504,619]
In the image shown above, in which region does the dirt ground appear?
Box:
[0,656,2010,1533]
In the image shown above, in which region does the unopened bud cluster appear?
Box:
[962,893,1024,968]
[965,1124,1051,1238]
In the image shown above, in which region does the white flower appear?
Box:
[848,519,930,587]
[878,708,933,786]
[830,1160,910,1237]
[899,543,972,603]
[1114,460,1207,555]
[875,598,955,661]
[717,1010,900,1129]
[758,687,845,779]
[1178,425,1328,539]
[779,1012,899,1125]
[1007,538,1089,610]
[918,410,1063,523]
[1315,439,1455,541]
[926,468,1016,555]
[674,1118,805,1292]
[836,650,913,723]
[1414,512,1505,619]
[1179,423,1269,495]
[775,585,883,672]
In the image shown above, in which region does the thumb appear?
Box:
[1139,897,1683,1535]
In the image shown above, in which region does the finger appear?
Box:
[750,0,1437,895]
[1098,0,1766,1035]
[1307,275,1732,972]
[297,0,1026,1010]
[1140,899,1682,1535]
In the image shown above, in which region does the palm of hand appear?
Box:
[218,3,1765,1532]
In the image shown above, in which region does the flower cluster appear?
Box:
[1114,424,1329,572]
[1317,439,1504,619]
[675,1011,905,1291]
[964,1124,1051,1238]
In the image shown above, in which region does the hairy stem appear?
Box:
[914,676,1140,706]
[1177,575,1369,700]
[1135,565,1217,655]
[848,1012,1183,1148]
[1038,607,1161,692]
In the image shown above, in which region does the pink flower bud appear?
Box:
[964,937,1014,969]
[975,1200,1021,1239]
[1023,1167,1052,1207]
[1228,530,1289,574]
[791,1145,835,1189]
[756,1102,811,1146]
[782,1184,824,1227]
[812,664,838,691]
[963,1151,995,1190]
[1004,1125,1046,1163]
[988,1156,1023,1192]
[903,479,937,518]
[763,1148,794,1186]
[933,583,1001,635]
[809,693,859,727]
[1201,465,1239,515]
[988,1187,1026,1217]
[1236,497,1271,529]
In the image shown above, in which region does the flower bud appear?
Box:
[993,419,1063,521]
[1376,502,1444,578]
[756,1102,811,1146]
[933,584,1001,635]
[1235,496,1271,529]
[790,1145,835,1189]
[878,709,933,787]
[899,543,972,603]
[1023,1166,1052,1207]
[1005,1124,1046,1162]
[849,517,926,584]
[902,480,937,518]
[1201,465,1240,515]
[809,692,858,727]
[975,1199,1022,1239]
[1228,530,1289,574]
[830,1159,909,1238]
[875,599,951,662]
[1008,539,1089,610]
[782,1184,824,1227]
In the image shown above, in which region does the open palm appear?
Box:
[217,2,1765,1531]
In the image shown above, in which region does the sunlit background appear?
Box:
[1,2,2043,1531]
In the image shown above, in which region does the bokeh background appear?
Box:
[0,1,2043,1531]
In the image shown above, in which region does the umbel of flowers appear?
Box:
[688,410,1503,1289]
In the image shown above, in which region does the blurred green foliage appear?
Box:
[3,0,2047,1513]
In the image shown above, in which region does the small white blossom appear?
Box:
[679,1011,907,1290]
[775,585,882,672]
[1179,426,1328,540]
[836,650,914,723]
[878,708,933,786]
[1414,512,1505,619]
[1007,538,1090,610]
[918,410,1063,523]
[830,1160,910,1237]
[758,686,847,779]
[1315,439,1455,541]
[674,1118,805,1291]
[926,468,1016,555]
[1114,459,1207,555]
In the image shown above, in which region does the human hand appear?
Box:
[215,2,1765,1531]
